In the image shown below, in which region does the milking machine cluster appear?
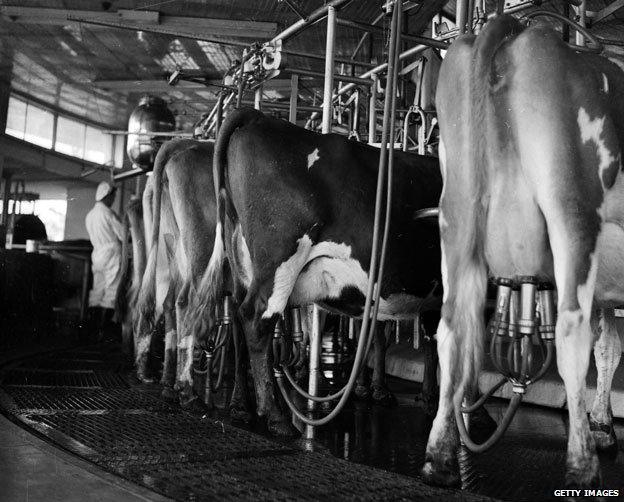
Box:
[457,276,557,452]
[272,307,307,372]
[193,295,234,407]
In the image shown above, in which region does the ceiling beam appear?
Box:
[0,7,277,39]
[93,79,213,92]
[93,78,297,94]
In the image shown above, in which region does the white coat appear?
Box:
[85,202,124,309]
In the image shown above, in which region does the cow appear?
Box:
[422,15,624,491]
[115,195,147,360]
[189,107,443,435]
[133,139,250,417]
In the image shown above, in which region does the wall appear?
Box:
[65,186,96,240]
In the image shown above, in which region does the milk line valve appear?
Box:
[457,276,556,452]
[193,295,234,408]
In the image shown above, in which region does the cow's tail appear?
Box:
[134,143,174,338]
[187,108,263,339]
[454,16,525,404]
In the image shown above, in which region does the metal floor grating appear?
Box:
[0,347,496,502]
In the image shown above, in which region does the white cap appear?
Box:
[95,181,115,202]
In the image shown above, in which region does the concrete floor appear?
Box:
[0,413,170,502]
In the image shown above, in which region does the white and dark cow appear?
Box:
[191,108,443,435]
[422,15,624,490]
[134,139,250,416]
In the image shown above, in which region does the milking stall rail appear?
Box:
[97,0,609,447]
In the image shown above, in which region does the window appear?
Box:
[84,125,112,165]
[55,116,85,158]
[0,199,67,241]
[24,104,54,149]
[4,94,124,167]
[5,97,26,139]
[35,200,67,241]
[114,134,125,168]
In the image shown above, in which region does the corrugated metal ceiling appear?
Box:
[0,1,450,128]
[1,1,624,129]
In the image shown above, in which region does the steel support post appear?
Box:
[2,172,11,231]
[306,304,323,438]
[368,75,377,144]
[576,0,587,46]
[254,85,262,110]
[289,74,299,124]
[236,54,245,108]
[322,6,337,134]
[457,0,470,34]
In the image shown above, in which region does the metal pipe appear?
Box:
[270,0,352,44]
[337,18,450,50]
[288,68,373,86]
[254,85,262,110]
[322,6,337,134]
[335,44,429,99]
[306,304,323,437]
[368,75,377,144]
[113,168,144,182]
[289,74,298,123]
[0,173,10,228]
[457,0,470,35]
[283,48,375,68]
[576,0,587,46]
[236,54,246,108]
[67,15,250,49]
[241,100,320,113]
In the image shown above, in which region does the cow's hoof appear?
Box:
[181,397,209,414]
[354,384,371,400]
[268,417,298,438]
[420,453,461,488]
[565,457,601,494]
[136,373,155,384]
[230,406,252,424]
[589,417,618,455]
[161,386,177,402]
[371,385,397,407]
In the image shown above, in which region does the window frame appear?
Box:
[4,93,125,168]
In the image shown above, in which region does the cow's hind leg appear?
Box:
[546,215,602,488]
[371,322,396,406]
[421,260,486,488]
[589,308,620,454]
[134,321,155,384]
[160,287,178,401]
[174,283,206,411]
[229,317,252,423]
[239,286,297,436]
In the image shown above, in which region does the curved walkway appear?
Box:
[0,346,494,502]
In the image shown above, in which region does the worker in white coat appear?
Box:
[85,181,124,340]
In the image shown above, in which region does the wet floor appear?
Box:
[308,381,624,501]
[0,346,492,502]
[1,345,623,501]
